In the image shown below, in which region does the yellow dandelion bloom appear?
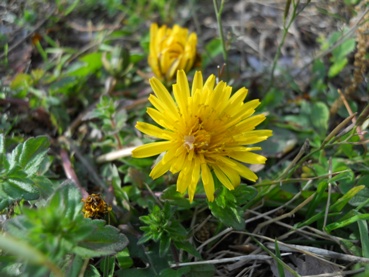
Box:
[132,70,272,202]
[148,23,198,82]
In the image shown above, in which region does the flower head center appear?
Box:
[184,129,211,153]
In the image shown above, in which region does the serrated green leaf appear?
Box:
[47,181,83,222]
[9,136,50,176]
[209,201,244,230]
[1,168,39,200]
[32,176,55,199]
[2,177,38,200]
[74,220,128,258]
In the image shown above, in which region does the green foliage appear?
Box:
[0,135,52,203]
[209,184,257,230]
[138,202,197,257]
[1,182,128,276]
[318,30,356,78]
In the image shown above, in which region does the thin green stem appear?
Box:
[213,0,229,79]
[268,0,311,90]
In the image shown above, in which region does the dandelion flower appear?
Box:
[132,70,272,202]
[148,23,198,82]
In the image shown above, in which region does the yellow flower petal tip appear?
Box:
[135,71,272,202]
[148,23,199,82]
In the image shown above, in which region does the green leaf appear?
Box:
[330,185,364,212]
[202,38,223,67]
[100,256,115,277]
[84,265,101,277]
[328,58,348,77]
[159,267,191,277]
[255,238,299,277]
[209,188,244,230]
[116,249,134,269]
[274,240,285,277]
[161,185,192,209]
[0,233,63,277]
[0,134,4,155]
[0,171,39,200]
[66,52,103,77]
[159,235,171,257]
[332,38,355,61]
[310,102,329,136]
[74,220,128,258]
[47,180,83,222]
[233,185,258,206]
[10,73,33,89]
[9,136,50,176]
[357,212,369,260]
[173,241,201,258]
[325,213,369,233]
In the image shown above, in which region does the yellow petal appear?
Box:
[203,74,216,91]
[149,78,177,112]
[230,87,248,104]
[213,165,234,190]
[135,122,173,140]
[131,141,171,158]
[233,130,273,144]
[217,164,241,188]
[188,157,200,202]
[173,70,190,116]
[148,95,178,120]
[232,160,258,182]
[150,158,171,179]
[169,147,187,173]
[229,151,267,165]
[235,114,266,132]
[147,108,176,130]
[201,163,214,202]
[177,160,193,194]
[191,71,203,96]
[177,70,191,99]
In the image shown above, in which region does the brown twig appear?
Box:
[59,148,88,198]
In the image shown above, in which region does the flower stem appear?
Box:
[268,0,310,90]
[213,0,229,79]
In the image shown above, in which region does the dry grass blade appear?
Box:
[266,242,369,263]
